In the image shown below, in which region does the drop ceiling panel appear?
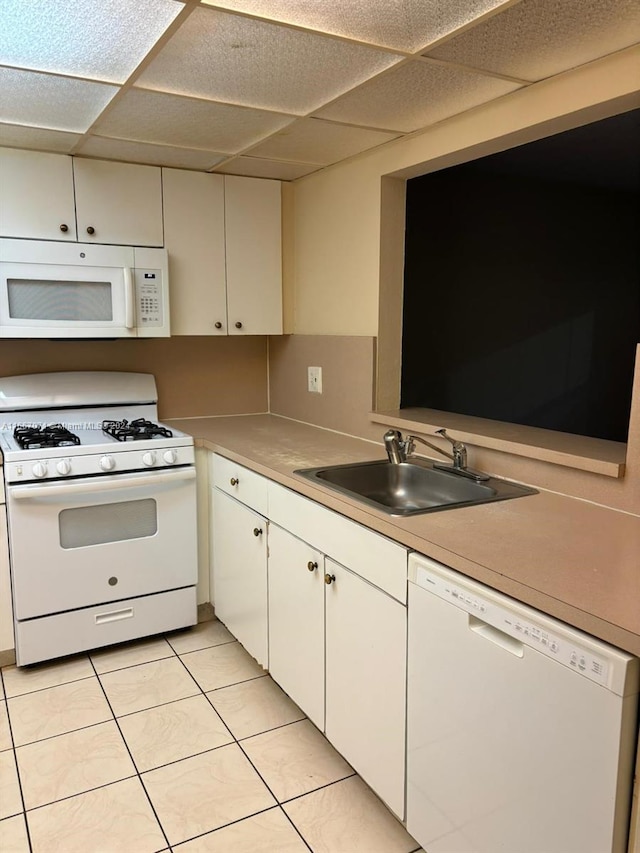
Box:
[95,89,296,152]
[246,118,400,165]
[426,0,640,81]
[213,156,320,180]
[0,68,119,133]
[75,137,228,170]
[0,124,81,153]
[0,0,183,83]
[202,0,513,52]
[136,7,403,114]
[315,60,522,133]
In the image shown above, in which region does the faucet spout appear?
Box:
[382,427,490,482]
[383,429,407,464]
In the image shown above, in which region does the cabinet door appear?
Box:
[225,176,282,335]
[0,507,14,654]
[74,159,163,247]
[0,149,76,240]
[211,489,267,666]
[268,524,324,728]
[163,169,227,335]
[325,559,407,819]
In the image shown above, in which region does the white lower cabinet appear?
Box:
[210,488,268,667]
[209,455,408,819]
[267,521,407,820]
[268,524,325,728]
[324,558,407,820]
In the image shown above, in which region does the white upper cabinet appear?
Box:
[164,169,283,336]
[162,169,227,335]
[225,176,282,336]
[0,149,77,241]
[0,149,163,247]
[73,159,163,247]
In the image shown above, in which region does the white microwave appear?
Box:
[0,239,170,338]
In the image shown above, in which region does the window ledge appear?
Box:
[370,408,626,478]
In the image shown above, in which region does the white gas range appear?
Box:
[0,371,198,666]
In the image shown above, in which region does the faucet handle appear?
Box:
[435,429,467,468]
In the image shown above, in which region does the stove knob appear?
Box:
[100,455,116,472]
[32,461,48,479]
[163,449,177,465]
[142,451,156,467]
[56,459,71,476]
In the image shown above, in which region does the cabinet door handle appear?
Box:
[86,226,95,235]
[215,321,223,329]
[230,477,239,486]
[60,223,68,232]
[253,527,263,537]
[235,321,243,329]
[324,573,336,585]
[307,561,318,572]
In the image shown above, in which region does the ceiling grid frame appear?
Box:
[0,0,637,179]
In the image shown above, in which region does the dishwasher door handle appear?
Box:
[468,614,524,657]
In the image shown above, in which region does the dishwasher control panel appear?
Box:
[408,556,633,692]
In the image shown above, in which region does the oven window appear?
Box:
[8,278,113,321]
[59,499,157,549]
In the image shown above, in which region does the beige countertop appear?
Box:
[170,414,640,657]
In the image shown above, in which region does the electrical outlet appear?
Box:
[308,366,322,394]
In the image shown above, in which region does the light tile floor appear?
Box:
[0,620,422,853]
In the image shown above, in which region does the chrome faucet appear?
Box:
[383,428,489,482]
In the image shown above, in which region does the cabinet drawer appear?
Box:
[268,483,407,603]
[211,454,269,515]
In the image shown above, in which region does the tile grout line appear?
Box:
[1,681,34,852]
[171,634,330,851]
[87,652,173,853]
[3,628,415,852]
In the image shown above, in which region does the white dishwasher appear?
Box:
[407,553,639,853]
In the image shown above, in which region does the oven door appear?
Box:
[6,467,197,619]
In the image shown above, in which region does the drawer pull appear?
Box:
[253,527,263,537]
[324,573,336,585]
[230,477,239,486]
[307,561,318,572]
[95,607,134,625]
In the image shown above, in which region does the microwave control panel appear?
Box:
[135,269,163,327]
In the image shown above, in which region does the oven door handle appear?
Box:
[10,467,196,500]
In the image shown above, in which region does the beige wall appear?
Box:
[281,46,640,513]
[269,335,379,441]
[287,46,640,337]
[0,336,268,420]
[269,335,640,514]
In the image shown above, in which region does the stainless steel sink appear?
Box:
[295,459,537,516]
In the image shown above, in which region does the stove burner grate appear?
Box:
[14,423,82,450]
[102,418,173,442]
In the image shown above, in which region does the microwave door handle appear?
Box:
[123,267,135,329]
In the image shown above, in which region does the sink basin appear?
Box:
[295,460,537,516]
